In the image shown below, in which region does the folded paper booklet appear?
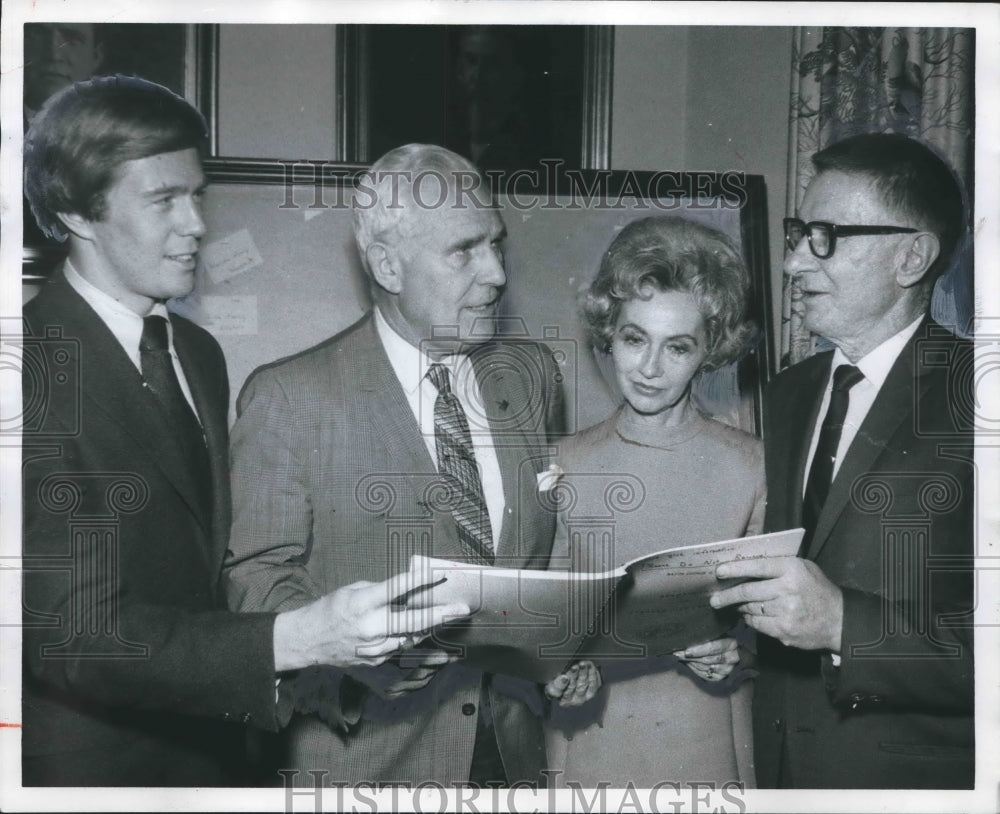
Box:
[402,528,804,683]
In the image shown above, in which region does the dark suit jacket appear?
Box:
[21,271,283,786]
[755,318,975,788]
[224,313,564,786]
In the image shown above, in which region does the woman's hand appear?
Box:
[544,660,602,706]
[673,637,739,682]
[379,650,457,699]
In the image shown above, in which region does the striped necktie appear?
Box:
[427,363,494,564]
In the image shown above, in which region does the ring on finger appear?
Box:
[759,602,766,617]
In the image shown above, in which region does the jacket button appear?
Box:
[771,718,783,732]
[221,712,233,721]
[242,713,253,724]
[462,703,476,716]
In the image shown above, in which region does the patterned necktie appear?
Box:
[427,363,495,564]
[139,315,212,513]
[802,364,864,543]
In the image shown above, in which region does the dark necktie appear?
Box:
[801,364,864,543]
[427,363,495,565]
[139,315,212,513]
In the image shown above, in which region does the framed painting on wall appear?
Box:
[338,24,613,171]
[188,164,774,436]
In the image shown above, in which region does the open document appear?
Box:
[402,529,803,683]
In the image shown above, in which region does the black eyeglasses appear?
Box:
[783,217,918,259]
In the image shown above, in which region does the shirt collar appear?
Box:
[373,306,433,395]
[64,260,172,354]
[64,260,169,319]
[831,315,924,390]
[373,307,474,395]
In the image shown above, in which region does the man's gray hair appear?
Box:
[352,143,490,271]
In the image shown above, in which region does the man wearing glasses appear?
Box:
[711,133,974,788]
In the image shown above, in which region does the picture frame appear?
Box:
[337,24,614,169]
[23,22,612,278]
[187,165,774,436]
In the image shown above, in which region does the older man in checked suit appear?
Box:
[224,144,566,787]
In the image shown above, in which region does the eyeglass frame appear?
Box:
[783,217,919,259]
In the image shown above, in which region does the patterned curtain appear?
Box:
[781,27,975,368]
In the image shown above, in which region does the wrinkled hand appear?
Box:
[380,650,457,699]
[544,661,602,707]
[710,556,843,652]
[273,574,470,672]
[673,637,739,682]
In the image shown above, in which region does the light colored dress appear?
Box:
[546,406,765,788]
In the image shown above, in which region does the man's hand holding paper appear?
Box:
[710,556,843,652]
[273,572,470,672]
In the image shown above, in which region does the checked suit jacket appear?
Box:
[754,317,975,789]
[224,313,565,786]
[21,272,283,787]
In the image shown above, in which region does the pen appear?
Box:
[390,575,449,608]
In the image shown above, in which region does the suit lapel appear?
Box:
[354,319,470,559]
[472,345,550,566]
[473,350,520,556]
[805,325,925,561]
[33,275,213,537]
[356,321,436,477]
[173,319,228,561]
[771,353,832,536]
[354,320,552,565]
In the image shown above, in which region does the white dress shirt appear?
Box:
[803,315,924,493]
[374,307,505,551]
[805,316,923,665]
[64,261,201,422]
